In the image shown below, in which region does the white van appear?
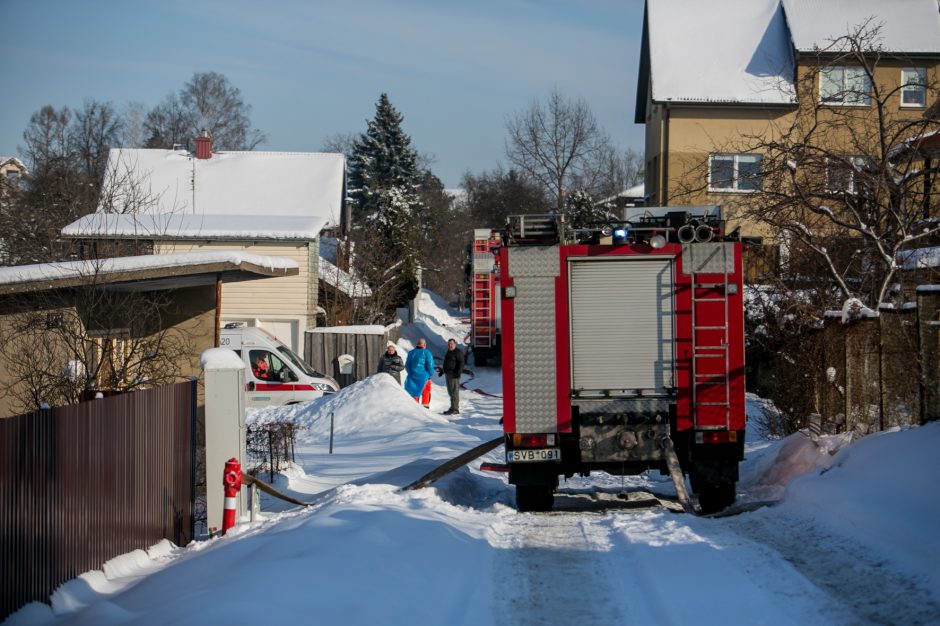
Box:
[220,324,339,408]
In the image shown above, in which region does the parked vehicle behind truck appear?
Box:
[497,208,753,513]
[220,324,339,408]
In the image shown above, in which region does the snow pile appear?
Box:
[839,297,878,323]
[778,423,940,591]
[739,431,853,501]
[399,289,467,354]
[248,373,456,438]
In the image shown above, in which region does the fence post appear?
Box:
[917,286,940,422]
[329,412,335,454]
[202,348,247,537]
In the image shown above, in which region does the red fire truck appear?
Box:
[469,228,503,366]
[498,207,749,513]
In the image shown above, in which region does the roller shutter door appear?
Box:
[569,258,674,393]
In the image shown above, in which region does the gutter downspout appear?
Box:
[215,273,222,347]
[660,103,671,206]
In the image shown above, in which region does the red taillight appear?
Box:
[695,431,738,444]
[511,433,556,447]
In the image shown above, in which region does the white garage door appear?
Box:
[569,257,674,394]
[259,320,298,352]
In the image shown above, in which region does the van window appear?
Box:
[249,350,297,382]
[276,345,324,378]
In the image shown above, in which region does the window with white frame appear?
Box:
[709,154,762,192]
[820,66,871,105]
[901,68,926,107]
[827,156,868,194]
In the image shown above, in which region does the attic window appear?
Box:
[820,66,871,106]
[901,68,926,108]
[708,154,762,193]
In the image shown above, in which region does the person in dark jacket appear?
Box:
[440,338,465,415]
[377,342,404,384]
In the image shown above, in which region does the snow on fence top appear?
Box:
[200,348,247,371]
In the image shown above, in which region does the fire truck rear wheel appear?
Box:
[516,485,554,512]
[698,481,736,514]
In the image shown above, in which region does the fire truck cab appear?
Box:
[499,208,749,513]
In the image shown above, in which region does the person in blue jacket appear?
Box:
[404,338,435,408]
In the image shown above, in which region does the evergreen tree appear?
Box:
[348,94,425,308]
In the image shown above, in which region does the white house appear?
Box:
[62,137,347,352]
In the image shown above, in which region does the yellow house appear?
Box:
[635,0,940,247]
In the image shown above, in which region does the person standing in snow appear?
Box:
[404,338,435,407]
[440,338,465,415]
[377,342,404,384]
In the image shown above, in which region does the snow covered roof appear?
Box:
[596,183,646,206]
[0,156,26,171]
[898,246,940,270]
[318,257,372,298]
[636,0,940,120]
[62,213,327,242]
[641,0,796,109]
[0,251,298,295]
[781,0,940,54]
[101,148,346,226]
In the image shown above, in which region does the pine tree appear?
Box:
[348,94,426,308]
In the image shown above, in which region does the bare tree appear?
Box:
[320,132,358,157]
[0,277,196,414]
[3,100,124,266]
[505,88,611,212]
[145,71,266,151]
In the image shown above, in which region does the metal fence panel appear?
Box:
[0,381,195,620]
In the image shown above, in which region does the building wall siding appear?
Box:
[156,241,314,327]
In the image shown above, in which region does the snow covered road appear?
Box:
[12,294,939,625]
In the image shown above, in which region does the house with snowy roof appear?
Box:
[0,250,298,418]
[0,156,27,197]
[62,136,351,352]
[635,0,940,269]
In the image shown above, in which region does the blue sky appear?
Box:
[0,0,646,187]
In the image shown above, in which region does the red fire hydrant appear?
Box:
[222,457,242,536]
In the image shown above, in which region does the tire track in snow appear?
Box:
[487,512,627,626]
[727,512,940,626]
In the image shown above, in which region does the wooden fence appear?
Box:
[305,324,402,387]
[0,381,196,621]
[815,287,939,433]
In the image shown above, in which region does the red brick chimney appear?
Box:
[194,130,212,160]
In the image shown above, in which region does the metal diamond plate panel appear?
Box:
[508,246,560,278]
[507,246,559,432]
[681,243,733,274]
[472,253,495,273]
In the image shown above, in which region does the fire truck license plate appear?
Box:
[507,449,561,462]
